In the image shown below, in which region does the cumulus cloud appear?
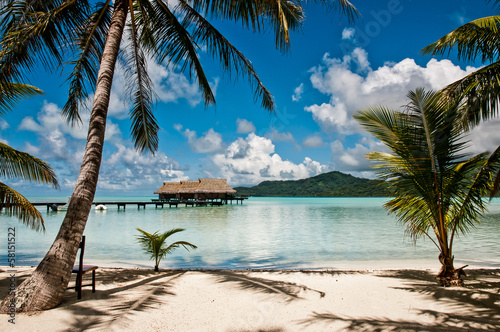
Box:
[236,118,255,133]
[0,119,9,143]
[179,127,225,153]
[100,144,188,191]
[306,48,478,135]
[302,136,324,148]
[342,27,355,40]
[0,119,9,130]
[330,137,389,178]
[17,102,122,163]
[264,128,296,144]
[464,118,500,155]
[13,101,188,193]
[292,83,304,101]
[211,133,331,185]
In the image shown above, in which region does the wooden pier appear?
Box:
[30,196,247,211]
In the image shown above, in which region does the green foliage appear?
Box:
[136,228,197,271]
[234,171,388,197]
[421,9,500,130]
[354,88,500,274]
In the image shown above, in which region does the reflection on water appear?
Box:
[1,197,499,269]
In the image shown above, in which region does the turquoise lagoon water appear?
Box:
[1,197,499,270]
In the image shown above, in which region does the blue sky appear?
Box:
[2,0,499,196]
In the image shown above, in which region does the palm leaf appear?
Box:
[62,0,112,125]
[421,15,500,63]
[144,0,216,107]
[124,5,159,153]
[0,81,43,115]
[421,15,500,129]
[0,142,59,187]
[0,0,91,86]
[0,182,45,231]
[178,1,276,110]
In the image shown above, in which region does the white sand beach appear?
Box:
[1,266,499,331]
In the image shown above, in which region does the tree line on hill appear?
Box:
[233,171,388,197]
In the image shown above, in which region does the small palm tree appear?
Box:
[137,227,197,272]
[354,88,500,286]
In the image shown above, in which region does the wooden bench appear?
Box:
[68,236,98,299]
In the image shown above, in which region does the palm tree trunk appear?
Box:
[0,0,129,312]
[437,251,466,286]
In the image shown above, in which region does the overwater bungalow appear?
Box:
[154,179,245,205]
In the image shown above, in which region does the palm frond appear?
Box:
[0,142,59,187]
[124,5,159,153]
[441,61,500,129]
[178,1,275,110]
[145,0,216,106]
[0,182,45,231]
[421,15,500,63]
[0,82,43,115]
[62,0,112,126]
[0,0,91,85]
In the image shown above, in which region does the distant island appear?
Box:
[233,171,388,197]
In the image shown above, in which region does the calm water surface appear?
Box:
[1,197,499,270]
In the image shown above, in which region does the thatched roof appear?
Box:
[195,178,236,193]
[177,181,200,193]
[153,182,180,194]
[154,178,236,194]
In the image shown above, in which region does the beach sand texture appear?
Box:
[1,267,499,331]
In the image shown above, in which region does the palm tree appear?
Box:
[354,88,500,286]
[137,228,197,272]
[0,0,358,311]
[1,81,59,231]
[420,0,500,130]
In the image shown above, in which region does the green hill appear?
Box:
[234,171,387,197]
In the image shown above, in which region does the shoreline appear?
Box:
[1,266,499,331]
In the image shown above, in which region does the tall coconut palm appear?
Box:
[420,0,500,130]
[0,0,358,311]
[0,82,59,231]
[354,88,500,286]
[137,228,197,272]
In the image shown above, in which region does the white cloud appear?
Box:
[302,136,324,148]
[264,128,296,144]
[236,118,255,133]
[342,27,355,40]
[180,128,225,153]
[0,119,9,143]
[17,102,122,161]
[465,118,500,155]
[292,83,304,101]
[100,144,187,191]
[211,133,330,185]
[330,137,388,174]
[306,48,478,135]
[0,119,9,130]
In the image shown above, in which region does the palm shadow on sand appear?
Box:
[298,269,500,331]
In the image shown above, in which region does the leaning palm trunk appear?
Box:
[0,0,129,312]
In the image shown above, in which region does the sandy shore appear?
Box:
[1,266,499,331]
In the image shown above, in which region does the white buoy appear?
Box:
[95,204,107,211]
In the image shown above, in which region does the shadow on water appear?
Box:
[299,269,500,331]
